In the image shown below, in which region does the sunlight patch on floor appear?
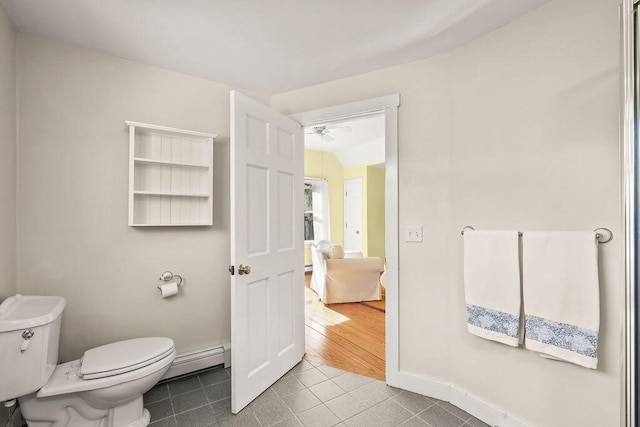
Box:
[305,286,351,326]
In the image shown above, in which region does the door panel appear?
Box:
[278,128,295,159]
[247,278,269,374]
[247,165,269,254]
[230,90,305,413]
[246,115,269,152]
[278,172,295,250]
[278,271,295,353]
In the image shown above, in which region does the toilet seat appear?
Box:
[81,337,175,380]
[37,338,176,398]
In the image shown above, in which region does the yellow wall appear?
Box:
[304,152,385,264]
[342,163,386,259]
[304,150,344,264]
[343,164,367,180]
[366,166,385,258]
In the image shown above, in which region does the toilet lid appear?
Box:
[80,337,175,380]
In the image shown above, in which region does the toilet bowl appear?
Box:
[19,337,176,427]
[0,295,177,427]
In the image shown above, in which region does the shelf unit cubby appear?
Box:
[126,121,216,226]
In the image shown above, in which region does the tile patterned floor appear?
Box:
[144,361,490,427]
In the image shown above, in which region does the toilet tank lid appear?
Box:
[0,295,66,332]
[80,337,175,379]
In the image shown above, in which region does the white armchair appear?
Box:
[310,242,383,304]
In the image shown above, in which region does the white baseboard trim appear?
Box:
[160,345,526,426]
[387,371,450,401]
[449,387,528,427]
[387,371,528,427]
[161,345,226,380]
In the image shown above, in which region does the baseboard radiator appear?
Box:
[161,345,228,380]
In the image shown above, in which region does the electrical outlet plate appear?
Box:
[406,226,423,242]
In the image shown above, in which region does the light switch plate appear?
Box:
[406,226,423,242]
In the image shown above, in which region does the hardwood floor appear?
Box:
[303,273,386,380]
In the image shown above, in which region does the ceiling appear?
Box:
[305,113,385,168]
[1,0,550,94]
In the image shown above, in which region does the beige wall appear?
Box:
[0,5,16,302]
[0,13,16,427]
[6,0,623,424]
[16,34,270,361]
[272,0,621,425]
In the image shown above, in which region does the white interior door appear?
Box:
[344,178,363,252]
[230,90,305,413]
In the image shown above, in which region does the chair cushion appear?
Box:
[325,245,345,259]
[344,251,363,258]
[316,240,333,253]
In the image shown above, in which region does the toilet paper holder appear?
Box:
[158,271,183,291]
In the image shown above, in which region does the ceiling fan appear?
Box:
[304,125,351,142]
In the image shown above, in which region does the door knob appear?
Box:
[238,264,252,275]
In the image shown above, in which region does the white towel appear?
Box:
[463,230,522,347]
[522,232,600,369]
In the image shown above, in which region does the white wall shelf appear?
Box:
[133,191,210,198]
[134,157,210,168]
[126,121,216,226]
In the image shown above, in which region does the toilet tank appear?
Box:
[0,295,66,401]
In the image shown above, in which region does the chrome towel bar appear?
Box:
[460,226,613,244]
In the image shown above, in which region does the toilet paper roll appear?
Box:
[159,281,179,298]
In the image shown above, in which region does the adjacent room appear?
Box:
[303,113,387,379]
[0,0,629,426]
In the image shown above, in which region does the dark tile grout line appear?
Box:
[148,365,231,425]
[153,401,211,420]
[319,392,464,427]
[147,363,481,427]
[272,381,418,426]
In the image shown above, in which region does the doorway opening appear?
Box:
[292,94,399,382]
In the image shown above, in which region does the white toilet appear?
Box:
[0,294,176,427]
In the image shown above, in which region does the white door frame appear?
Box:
[621,1,635,426]
[291,93,401,384]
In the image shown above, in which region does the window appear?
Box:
[304,178,330,245]
[304,183,315,241]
